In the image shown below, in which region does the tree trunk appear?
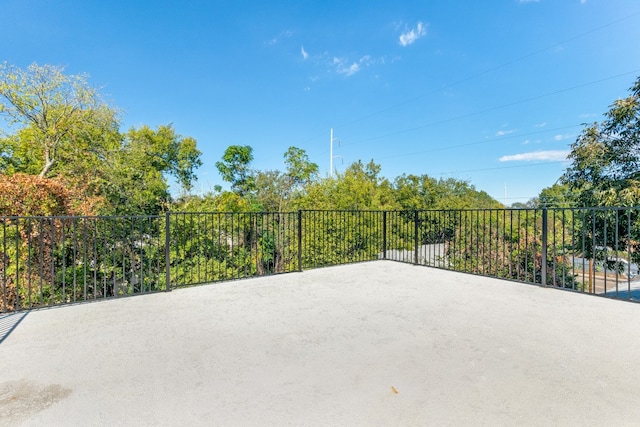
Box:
[39,145,55,178]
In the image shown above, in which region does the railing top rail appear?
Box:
[169,211,299,215]
[300,209,387,213]
[0,214,164,221]
[4,206,640,221]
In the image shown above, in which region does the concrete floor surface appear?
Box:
[2,261,640,426]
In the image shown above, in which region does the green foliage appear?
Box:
[301,210,384,267]
[283,146,319,189]
[447,209,578,288]
[536,183,578,208]
[0,215,168,311]
[175,191,259,213]
[0,62,202,216]
[254,170,287,211]
[562,76,640,206]
[394,174,501,210]
[297,160,398,210]
[165,211,299,286]
[103,125,202,215]
[215,145,255,197]
[0,62,117,179]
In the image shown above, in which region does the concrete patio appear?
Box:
[2,261,640,426]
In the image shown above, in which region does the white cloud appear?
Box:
[554,134,573,141]
[343,63,360,76]
[301,45,309,60]
[499,150,570,162]
[580,0,587,4]
[496,129,516,137]
[334,55,374,77]
[399,22,427,47]
[535,122,547,128]
[267,30,293,45]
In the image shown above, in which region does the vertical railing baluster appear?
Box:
[413,210,419,265]
[541,209,548,287]
[27,218,32,308]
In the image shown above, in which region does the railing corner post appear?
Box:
[165,211,171,292]
[541,208,548,287]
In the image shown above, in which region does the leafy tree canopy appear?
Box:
[0,62,117,179]
[215,145,255,197]
[297,160,398,210]
[394,173,501,210]
[0,63,202,216]
[562,76,640,206]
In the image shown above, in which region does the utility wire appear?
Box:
[434,160,567,177]
[377,123,582,160]
[330,9,640,132]
[341,69,640,148]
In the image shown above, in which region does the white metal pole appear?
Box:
[330,128,333,178]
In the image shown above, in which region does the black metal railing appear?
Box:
[388,207,640,300]
[301,210,384,268]
[168,211,301,287]
[2,207,640,312]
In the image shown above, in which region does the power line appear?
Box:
[330,9,640,132]
[341,69,640,148]
[434,160,567,176]
[303,8,640,175]
[377,123,582,160]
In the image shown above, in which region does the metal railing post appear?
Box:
[297,210,303,272]
[541,208,548,286]
[382,211,387,260]
[414,210,419,265]
[165,211,171,292]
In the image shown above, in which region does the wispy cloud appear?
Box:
[499,150,570,162]
[554,134,573,141]
[266,30,293,45]
[301,45,309,60]
[535,122,547,128]
[399,22,427,47]
[496,129,517,137]
[334,55,374,77]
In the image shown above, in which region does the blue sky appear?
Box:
[2,0,640,204]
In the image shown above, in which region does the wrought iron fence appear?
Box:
[2,207,640,312]
[301,210,384,268]
[0,215,166,312]
[389,207,640,300]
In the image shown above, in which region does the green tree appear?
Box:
[254,170,287,211]
[562,76,640,206]
[254,147,318,212]
[104,125,202,215]
[393,174,438,210]
[215,145,255,197]
[298,160,397,210]
[393,174,500,210]
[536,183,577,208]
[0,63,117,179]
